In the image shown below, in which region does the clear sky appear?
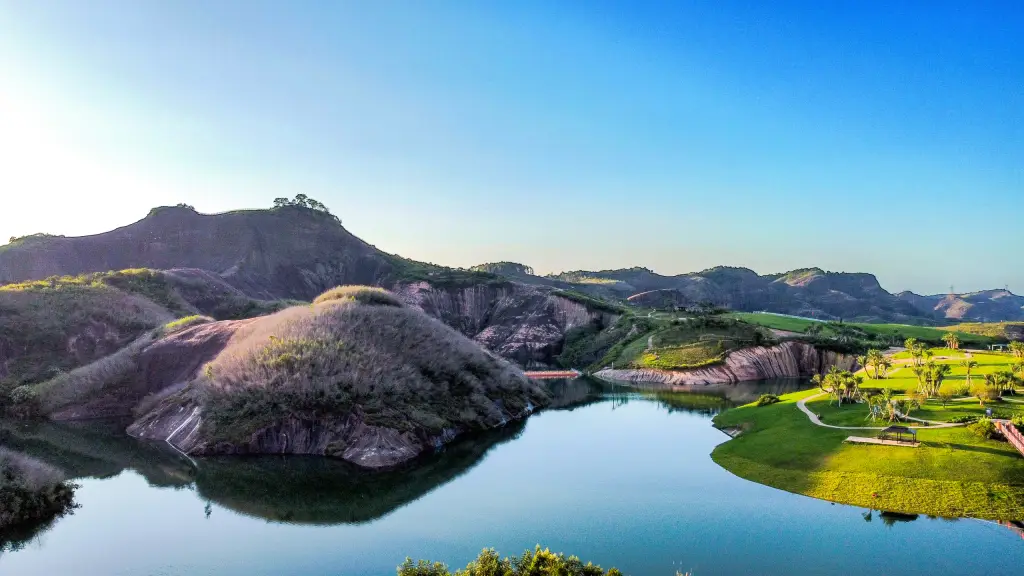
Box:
[1,1,1021,295]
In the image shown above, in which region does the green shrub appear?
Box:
[398,546,623,576]
[1013,414,1024,433]
[756,394,781,407]
[313,286,403,307]
[948,415,979,424]
[969,417,998,439]
[0,448,76,530]
[158,315,213,336]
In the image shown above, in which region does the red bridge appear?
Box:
[995,420,1024,457]
[524,369,583,380]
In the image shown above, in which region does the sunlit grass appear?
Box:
[712,386,1024,519]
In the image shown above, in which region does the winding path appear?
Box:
[795,393,964,430]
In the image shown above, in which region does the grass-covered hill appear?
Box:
[122,287,549,468]
[0,269,292,407]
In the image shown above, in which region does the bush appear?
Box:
[1013,414,1024,433]
[398,546,623,576]
[0,448,76,530]
[158,315,213,336]
[313,286,403,307]
[756,394,780,407]
[969,417,998,439]
[948,415,979,424]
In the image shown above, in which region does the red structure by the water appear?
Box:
[524,370,582,380]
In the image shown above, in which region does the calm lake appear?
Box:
[1,379,1022,576]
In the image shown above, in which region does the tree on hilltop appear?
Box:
[272,195,338,221]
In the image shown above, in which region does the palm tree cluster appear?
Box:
[904,338,929,368]
[865,388,920,424]
[942,332,961,350]
[1010,341,1024,359]
[812,366,864,406]
[912,361,952,398]
[857,349,891,380]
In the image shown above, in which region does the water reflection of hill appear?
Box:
[0,419,195,488]
[195,420,526,525]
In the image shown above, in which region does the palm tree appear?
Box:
[856,355,869,377]
[866,349,885,379]
[942,332,960,350]
[878,357,893,379]
[1010,341,1024,359]
[959,359,979,386]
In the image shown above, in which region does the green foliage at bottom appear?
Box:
[398,546,623,576]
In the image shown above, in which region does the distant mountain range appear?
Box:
[1,205,1021,324]
[896,289,1024,322]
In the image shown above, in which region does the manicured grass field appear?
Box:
[729,313,998,347]
[727,312,819,333]
[712,374,1024,519]
[862,349,1018,391]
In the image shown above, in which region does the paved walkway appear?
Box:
[795,393,964,430]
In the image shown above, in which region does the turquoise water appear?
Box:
[2,381,1022,575]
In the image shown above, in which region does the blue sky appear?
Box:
[0,1,1021,294]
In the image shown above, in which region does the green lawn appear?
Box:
[861,349,1018,392]
[712,386,1024,519]
[727,312,819,333]
[730,313,998,348]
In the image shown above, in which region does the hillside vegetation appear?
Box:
[200,288,546,442]
[0,269,290,406]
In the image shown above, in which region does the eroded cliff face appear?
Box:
[595,341,857,386]
[395,281,609,366]
[125,390,538,470]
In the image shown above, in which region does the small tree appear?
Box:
[974,376,1000,406]
[937,389,954,408]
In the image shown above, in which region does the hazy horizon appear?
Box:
[1,1,1021,295]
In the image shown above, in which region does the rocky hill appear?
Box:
[897,289,1024,322]
[64,287,550,469]
[546,266,926,322]
[0,205,397,301]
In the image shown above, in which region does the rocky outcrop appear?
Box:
[595,341,857,386]
[396,281,613,366]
